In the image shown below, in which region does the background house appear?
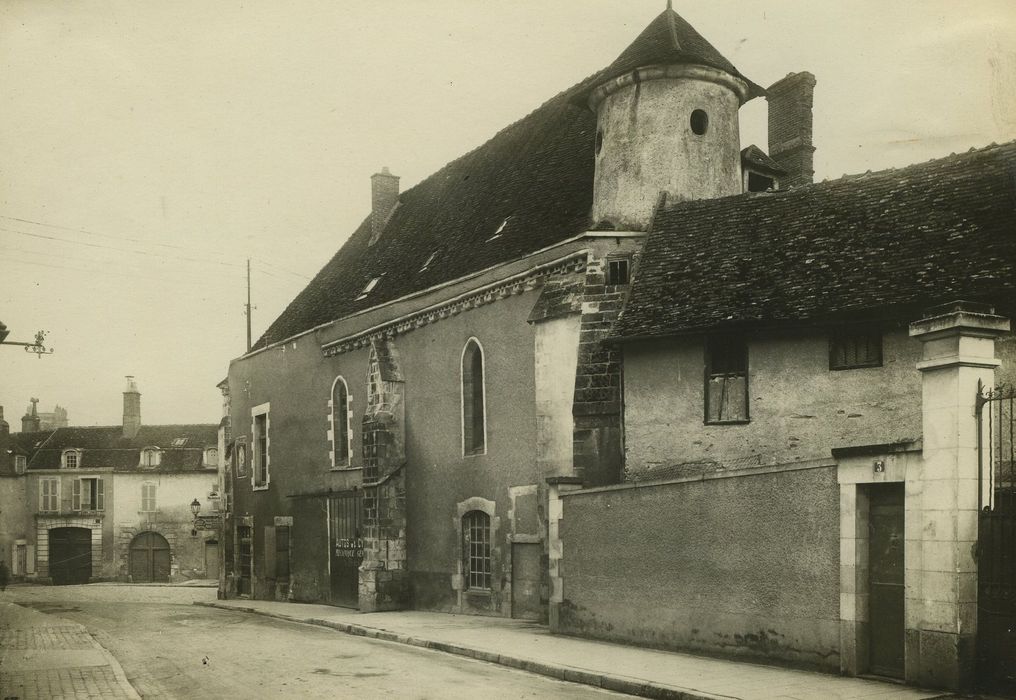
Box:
[0,378,220,584]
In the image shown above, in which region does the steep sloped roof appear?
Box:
[613,141,1016,341]
[15,424,218,472]
[581,5,764,102]
[254,82,599,350]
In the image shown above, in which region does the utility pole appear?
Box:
[245,258,252,352]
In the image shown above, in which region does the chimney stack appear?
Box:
[767,72,817,188]
[369,167,400,245]
[0,406,9,441]
[22,398,40,433]
[123,376,141,439]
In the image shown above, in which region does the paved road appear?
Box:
[2,585,625,699]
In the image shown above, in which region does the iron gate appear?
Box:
[976,382,1016,693]
[329,491,363,608]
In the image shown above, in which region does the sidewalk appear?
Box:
[197,598,946,700]
[0,601,139,700]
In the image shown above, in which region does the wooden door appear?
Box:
[49,527,91,585]
[869,484,905,678]
[129,531,171,583]
[511,542,543,621]
[205,541,220,580]
[329,492,363,607]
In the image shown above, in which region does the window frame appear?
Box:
[62,449,81,470]
[251,403,270,490]
[141,481,158,513]
[13,454,27,474]
[829,325,883,371]
[72,477,104,512]
[203,447,218,468]
[463,510,492,591]
[329,376,353,469]
[39,477,60,512]
[460,338,488,457]
[140,447,162,468]
[606,257,631,286]
[704,335,750,425]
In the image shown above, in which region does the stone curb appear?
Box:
[193,601,730,700]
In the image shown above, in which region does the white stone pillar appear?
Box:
[908,302,1010,690]
[545,476,583,631]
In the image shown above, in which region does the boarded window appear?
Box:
[332,378,350,467]
[830,326,882,370]
[461,340,486,455]
[705,336,749,423]
[463,510,492,590]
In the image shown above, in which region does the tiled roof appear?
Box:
[254,80,599,350]
[613,141,1016,341]
[576,6,764,103]
[15,424,217,472]
[741,145,786,175]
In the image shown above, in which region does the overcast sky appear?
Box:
[2,0,1014,427]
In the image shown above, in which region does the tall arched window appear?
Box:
[461,339,486,456]
[331,376,350,467]
[463,510,492,590]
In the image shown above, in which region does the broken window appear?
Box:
[830,326,882,370]
[705,335,749,424]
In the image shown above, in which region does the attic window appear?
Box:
[62,449,82,469]
[747,172,776,193]
[172,437,188,446]
[690,109,709,136]
[486,217,512,242]
[606,258,630,286]
[419,252,437,272]
[140,448,162,468]
[356,276,382,300]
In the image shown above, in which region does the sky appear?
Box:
[1,0,1015,427]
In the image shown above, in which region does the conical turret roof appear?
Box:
[586,5,764,101]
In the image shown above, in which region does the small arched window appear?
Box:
[331,376,350,467]
[463,510,492,590]
[140,448,161,468]
[461,339,486,456]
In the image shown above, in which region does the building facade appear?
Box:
[0,379,220,584]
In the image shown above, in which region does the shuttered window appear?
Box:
[73,478,104,511]
[830,326,882,370]
[39,478,59,512]
[141,482,157,512]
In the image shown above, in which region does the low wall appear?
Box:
[556,463,840,671]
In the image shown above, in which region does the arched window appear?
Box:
[461,339,486,455]
[140,448,161,468]
[331,376,350,467]
[463,510,492,590]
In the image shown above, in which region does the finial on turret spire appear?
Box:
[666,0,673,9]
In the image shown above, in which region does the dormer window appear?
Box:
[203,447,218,468]
[356,276,383,300]
[172,437,188,447]
[140,448,162,468]
[62,449,82,469]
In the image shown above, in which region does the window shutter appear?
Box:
[263,526,276,581]
[39,482,47,510]
[72,479,81,511]
[26,545,35,575]
[96,479,105,511]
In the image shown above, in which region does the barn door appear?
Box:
[129,531,171,583]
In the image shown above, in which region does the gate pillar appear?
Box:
[909,301,1010,690]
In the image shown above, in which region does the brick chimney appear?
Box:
[767,72,817,188]
[21,398,40,433]
[123,376,141,439]
[369,167,399,245]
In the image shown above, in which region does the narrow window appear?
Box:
[461,339,486,455]
[331,377,350,467]
[39,478,59,512]
[830,326,882,370]
[463,510,492,590]
[606,258,630,286]
[234,437,247,478]
[14,455,26,474]
[251,404,270,489]
[705,335,749,423]
[141,482,157,512]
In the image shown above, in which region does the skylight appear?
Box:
[356,276,383,300]
[486,216,512,242]
[419,252,437,272]
[172,437,188,446]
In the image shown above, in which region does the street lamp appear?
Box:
[191,498,201,536]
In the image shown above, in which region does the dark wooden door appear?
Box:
[869,484,905,678]
[49,527,91,585]
[329,492,363,608]
[511,543,543,621]
[129,531,171,583]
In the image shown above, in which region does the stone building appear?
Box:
[220,4,1016,692]
[0,379,220,584]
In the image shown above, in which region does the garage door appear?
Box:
[49,527,92,585]
[130,531,171,583]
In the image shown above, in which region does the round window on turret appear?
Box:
[595,128,604,156]
[690,109,709,135]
